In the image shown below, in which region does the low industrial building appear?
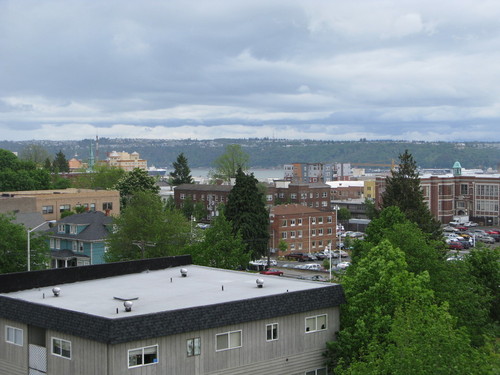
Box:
[0,256,345,375]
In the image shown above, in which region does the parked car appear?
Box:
[464,221,478,227]
[260,268,284,276]
[443,225,459,232]
[301,263,323,271]
[448,242,464,250]
[310,275,329,282]
[476,235,495,244]
[336,262,351,270]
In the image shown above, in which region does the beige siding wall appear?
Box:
[0,318,27,375]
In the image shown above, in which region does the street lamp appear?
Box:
[27,221,55,272]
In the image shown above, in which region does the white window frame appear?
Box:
[70,225,77,234]
[266,323,279,341]
[216,330,242,351]
[290,219,296,226]
[187,337,201,357]
[5,326,23,346]
[128,344,159,368]
[298,218,303,226]
[52,337,71,359]
[305,314,327,333]
[55,239,61,250]
[57,224,65,233]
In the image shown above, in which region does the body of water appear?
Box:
[189,168,284,181]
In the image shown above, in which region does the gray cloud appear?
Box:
[1,0,500,141]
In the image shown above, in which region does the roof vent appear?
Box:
[256,278,264,288]
[124,300,133,312]
[52,287,61,297]
[180,268,188,277]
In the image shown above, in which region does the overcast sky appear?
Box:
[1,0,500,142]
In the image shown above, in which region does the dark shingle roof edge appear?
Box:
[0,284,345,344]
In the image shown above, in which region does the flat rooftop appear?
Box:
[3,265,333,319]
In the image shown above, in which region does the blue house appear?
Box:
[46,211,112,268]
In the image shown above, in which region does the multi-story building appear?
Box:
[269,204,338,254]
[46,211,112,268]
[0,188,120,221]
[267,182,332,211]
[0,256,345,375]
[284,163,352,183]
[107,151,147,171]
[376,161,500,225]
[326,181,364,201]
[174,184,232,219]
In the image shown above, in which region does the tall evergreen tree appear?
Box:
[225,168,269,259]
[169,153,193,186]
[52,150,69,172]
[381,149,442,239]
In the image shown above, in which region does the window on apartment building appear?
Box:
[305,368,327,375]
[266,323,278,341]
[70,225,77,234]
[311,229,316,236]
[59,204,70,213]
[298,218,303,226]
[55,239,60,250]
[72,241,77,251]
[6,326,23,346]
[281,232,287,239]
[290,231,296,238]
[318,228,323,236]
[279,193,285,199]
[298,243,303,250]
[315,202,319,207]
[282,219,287,227]
[290,219,296,226]
[297,230,303,238]
[102,202,113,210]
[318,240,323,248]
[301,193,307,199]
[50,238,55,249]
[322,192,327,198]
[42,205,54,214]
[311,217,316,225]
[216,330,242,351]
[305,314,327,333]
[128,345,158,367]
[460,184,468,195]
[187,337,201,357]
[327,228,333,235]
[290,243,295,250]
[327,216,332,223]
[201,194,205,201]
[180,194,186,200]
[266,194,273,201]
[52,337,71,359]
[318,217,323,224]
[90,203,96,211]
[315,192,319,198]
[290,193,297,199]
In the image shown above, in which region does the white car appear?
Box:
[336,262,351,270]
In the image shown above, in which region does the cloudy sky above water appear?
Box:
[1,0,500,142]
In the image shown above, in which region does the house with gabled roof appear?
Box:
[45,211,112,268]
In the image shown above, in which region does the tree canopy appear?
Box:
[104,191,190,262]
[0,214,49,274]
[225,169,269,259]
[169,152,193,185]
[210,144,249,182]
[73,164,126,190]
[113,168,160,207]
[0,148,52,191]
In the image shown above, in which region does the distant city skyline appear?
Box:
[1,1,500,142]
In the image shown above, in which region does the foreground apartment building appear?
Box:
[0,256,345,375]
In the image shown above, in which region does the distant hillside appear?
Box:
[1,138,500,170]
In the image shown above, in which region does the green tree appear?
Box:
[114,168,160,207]
[105,191,190,262]
[363,198,378,220]
[210,144,249,182]
[192,201,209,221]
[52,150,69,172]
[381,150,442,240]
[0,149,20,170]
[0,214,49,274]
[19,144,50,166]
[345,300,496,375]
[169,153,194,186]
[337,207,351,221]
[73,164,125,190]
[325,240,434,371]
[225,168,269,259]
[187,212,250,269]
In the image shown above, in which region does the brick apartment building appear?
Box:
[376,161,500,225]
[269,204,338,255]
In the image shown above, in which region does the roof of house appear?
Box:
[46,211,112,241]
[0,256,345,344]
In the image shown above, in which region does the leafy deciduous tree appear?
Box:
[225,168,269,259]
[73,164,126,190]
[114,168,160,207]
[187,212,250,269]
[19,144,50,166]
[0,214,49,274]
[210,144,249,182]
[105,191,190,262]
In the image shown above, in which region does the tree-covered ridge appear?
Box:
[1,139,500,170]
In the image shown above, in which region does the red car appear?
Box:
[448,242,464,250]
[260,268,284,276]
